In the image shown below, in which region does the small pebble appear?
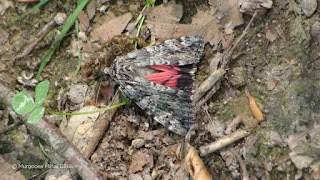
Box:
[99,5,108,13]
[54,12,67,25]
[78,31,87,42]
[267,80,276,90]
[131,139,145,148]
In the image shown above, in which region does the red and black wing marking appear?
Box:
[143,65,194,92]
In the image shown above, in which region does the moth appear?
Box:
[106,35,204,135]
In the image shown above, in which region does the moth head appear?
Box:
[104,67,119,87]
[103,67,113,76]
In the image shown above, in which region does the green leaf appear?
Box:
[35,80,49,107]
[12,91,35,115]
[146,0,155,6]
[27,107,45,123]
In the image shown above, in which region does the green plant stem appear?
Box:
[136,4,148,37]
[46,101,128,115]
[8,0,50,25]
[36,0,88,80]
[38,138,52,161]
[73,20,81,78]
[135,4,148,48]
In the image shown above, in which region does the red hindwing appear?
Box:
[143,65,182,89]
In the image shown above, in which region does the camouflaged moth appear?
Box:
[105,35,205,135]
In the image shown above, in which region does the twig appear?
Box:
[82,93,121,158]
[199,129,249,156]
[195,81,221,109]
[0,81,104,180]
[233,149,250,180]
[221,10,258,69]
[194,11,258,105]
[225,115,242,135]
[0,121,23,135]
[12,12,68,64]
[192,69,226,103]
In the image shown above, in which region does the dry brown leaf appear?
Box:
[191,8,222,46]
[185,144,212,180]
[60,106,100,153]
[145,1,243,47]
[216,0,243,29]
[245,89,264,121]
[129,151,153,173]
[87,0,96,20]
[145,2,222,46]
[145,0,182,24]
[0,156,25,180]
[89,12,132,43]
[78,10,90,32]
[146,9,222,46]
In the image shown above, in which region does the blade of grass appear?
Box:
[73,20,82,78]
[134,1,154,48]
[134,4,148,48]
[46,100,129,115]
[8,0,50,25]
[36,0,89,80]
[38,138,52,162]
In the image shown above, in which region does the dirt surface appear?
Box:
[0,0,320,179]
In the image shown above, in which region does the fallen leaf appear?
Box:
[287,124,320,174]
[60,106,100,153]
[238,0,273,16]
[87,0,96,20]
[289,152,314,169]
[78,10,90,32]
[217,0,243,29]
[145,1,182,24]
[185,144,212,180]
[89,12,132,43]
[245,89,264,121]
[0,156,25,180]
[66,84,88,104]
[129,151,153,173]
[145,0,243,47]
[145,2,222,46]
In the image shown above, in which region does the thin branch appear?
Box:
[0,121,23,135]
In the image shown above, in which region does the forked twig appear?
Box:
[0,81,103,180]
[0,121,23,135]
[194,10,258,105]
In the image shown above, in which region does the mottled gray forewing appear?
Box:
[111,35,204,135]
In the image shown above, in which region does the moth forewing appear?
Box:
[108,35,204,135]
